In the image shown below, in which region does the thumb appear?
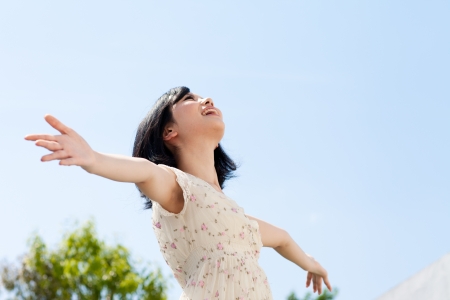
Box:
[59,158,77,166]
[324,277,332,291]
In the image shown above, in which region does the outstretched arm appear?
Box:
[24,114,177,206]
[245,214,332,295]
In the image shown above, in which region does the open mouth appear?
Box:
[202,108,219,116]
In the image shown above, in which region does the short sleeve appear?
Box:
[152,164,191,216]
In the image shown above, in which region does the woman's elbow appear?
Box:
[278,229,292,248]
[272,229,291,249]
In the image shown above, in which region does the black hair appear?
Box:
[132,86,237,209]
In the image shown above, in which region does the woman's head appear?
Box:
[133,86,237,209]
[162,89,225,152]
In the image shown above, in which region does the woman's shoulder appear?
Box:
[151,164,194,216]
[157,164,191,186]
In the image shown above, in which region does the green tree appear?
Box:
[0,220,167,300]
[287,287,339,300]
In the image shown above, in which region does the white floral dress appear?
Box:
[151,165,273,300]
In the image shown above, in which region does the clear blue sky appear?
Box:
[1,1,449,299]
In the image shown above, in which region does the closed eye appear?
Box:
[184,95,195,101]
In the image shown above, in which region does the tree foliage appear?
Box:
[0,220,167,300]
[287,287,339,300]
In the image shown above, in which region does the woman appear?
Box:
[25,86,331,299]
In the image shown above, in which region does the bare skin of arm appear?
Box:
[24,114,184,213]
[246,214,332,294]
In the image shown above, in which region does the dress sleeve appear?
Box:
[153,165,191,216]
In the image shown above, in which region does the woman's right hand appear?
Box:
[24,114,96,169]
[24,114,182,211]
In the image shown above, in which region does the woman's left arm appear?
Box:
[246,214,332,294]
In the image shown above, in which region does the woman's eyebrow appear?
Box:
[190,93,203,100]
[179,93,192,101]
[183,93,202,100]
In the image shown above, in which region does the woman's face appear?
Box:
[169,92,225,145]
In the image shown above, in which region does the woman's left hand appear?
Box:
[306,255,332,295]
[306,271,319,294]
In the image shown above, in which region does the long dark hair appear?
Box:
[132,86,237,209]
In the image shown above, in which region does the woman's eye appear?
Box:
[184,96,194,101]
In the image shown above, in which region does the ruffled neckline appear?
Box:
[183,172,229,198]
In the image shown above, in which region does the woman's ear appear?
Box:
[163,125,178,141]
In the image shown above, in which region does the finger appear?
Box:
[324,276,332,292]
[24,134,58,142]
[44,114,72,135]
[314,275,319,294]
[41,150,69,162]
[318,277,323,295]
[59,158,77,166]
[306,272,312,287]
[35,140,63,151]
[312,275,317,293]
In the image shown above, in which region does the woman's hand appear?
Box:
[24,114,179,206]
[24,114,96,169]
[305,256,332,295]
[246,218,333,295]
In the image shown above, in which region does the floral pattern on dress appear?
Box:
[151,165,273,300]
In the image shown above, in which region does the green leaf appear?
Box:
[1,219,168,299]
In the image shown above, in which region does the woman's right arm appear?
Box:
[25,114,176,204]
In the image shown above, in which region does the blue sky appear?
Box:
[1,1,449,299]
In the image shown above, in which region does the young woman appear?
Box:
[25,86,331,299]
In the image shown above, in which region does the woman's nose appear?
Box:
[201,97,214,106]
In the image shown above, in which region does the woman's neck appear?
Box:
[176,140,221,191]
